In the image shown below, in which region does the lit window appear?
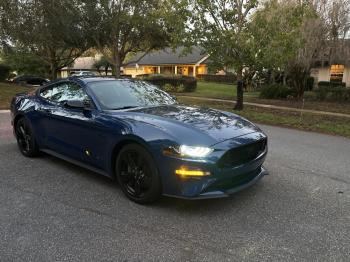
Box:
[330,64,344,83]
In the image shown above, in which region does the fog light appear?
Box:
[175,168,211,177]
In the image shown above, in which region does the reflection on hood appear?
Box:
[128,105,259,142]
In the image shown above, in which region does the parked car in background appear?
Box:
[70,71,97,77]
[12,75,50,86]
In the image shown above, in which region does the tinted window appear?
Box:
[40,82,89,103]
[87,80,176,110]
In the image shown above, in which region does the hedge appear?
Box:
[259,84,294,99]
[196,74,236,84]
[136,74,197,92]
[318,81,346,88]
[315,85,350,102]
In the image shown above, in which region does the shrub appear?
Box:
[162,83,185,92]
[0,64,11,81]
[315,85,350,102]
[259,84,294,99]
[137,74,197,92]
[318,81,346,88]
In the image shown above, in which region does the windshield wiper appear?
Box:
[112,106,139,110]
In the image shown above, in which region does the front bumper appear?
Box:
[158,132,268,199]
[163,166,268,199]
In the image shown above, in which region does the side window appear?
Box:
[40,82,89,103]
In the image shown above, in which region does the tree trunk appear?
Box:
[270,70,275,84]
[113,55,122,78]
[49,63,58,80]
[283,74,287,86]
[234,67,244,110]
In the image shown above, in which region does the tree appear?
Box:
[0,0,89,79]
[250,0,329,98]
[249,0,306,83]
[93,56,112,76]
[82,0,188,78]
[191,0,258,110]
[1,46,48,76]
[322,0,350,65]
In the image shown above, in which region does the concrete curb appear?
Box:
[178,96,350,119]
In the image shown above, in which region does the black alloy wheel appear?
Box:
[116,144,161,204]
[15,118,39,157]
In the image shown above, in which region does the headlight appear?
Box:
[163,145,213,158]
[179,145,213,157]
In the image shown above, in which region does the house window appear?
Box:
[177,66,187,75]
[197,66,206,75]
[330,64,344,83]
[160,66,175,75]
[144,67,157,74]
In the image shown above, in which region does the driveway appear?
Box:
[0,112,349,261]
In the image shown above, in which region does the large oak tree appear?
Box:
[0,0,89,79]
[82,0,188,78]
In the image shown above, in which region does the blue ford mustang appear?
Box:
[11,77,268,203]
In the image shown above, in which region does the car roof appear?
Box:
[43,76,139,88]
[69,76,136,84]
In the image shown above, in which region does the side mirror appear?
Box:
[64,100,84,109]
[64,100,93,110]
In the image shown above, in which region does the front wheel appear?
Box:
[115,144,162,204]
[15,117,39,157]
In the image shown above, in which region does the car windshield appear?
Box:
[87,80,177,110]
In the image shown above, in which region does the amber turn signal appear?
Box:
[175,168,211,177]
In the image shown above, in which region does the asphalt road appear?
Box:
[0,112,349,262]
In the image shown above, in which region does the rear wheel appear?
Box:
[115,144,161,204]
[15,117,39,157]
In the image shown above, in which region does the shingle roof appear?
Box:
[61,55,101,70]
[126,46,209,66]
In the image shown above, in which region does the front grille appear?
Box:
[206,168,261,191]
[217,138,267,168]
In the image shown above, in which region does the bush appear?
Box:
[315,85,350,102]
[0,64,11,81]
[137,74,197,92]
[162,83,185,92]
[318,81,346,88]
[196,74,236,84]
[259,84,294,99]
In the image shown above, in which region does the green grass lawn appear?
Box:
[181,81,350,115]
[180,81,259,100]
[178,97,350,138]
[0,82,35,109]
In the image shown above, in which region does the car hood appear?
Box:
[107,105,261,145]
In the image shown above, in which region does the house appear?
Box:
[59,54,112,78]
[124,47,210,78]
[310,40,350,87]
[310,65,350,87]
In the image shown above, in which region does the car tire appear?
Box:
[115,143,162,204]
[15,117,40,157]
